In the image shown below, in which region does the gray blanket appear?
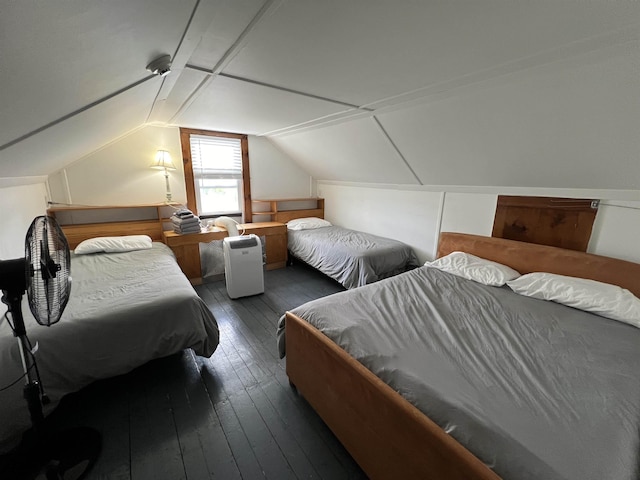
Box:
[0,243,219,452]
[288,226,418,289]
[277,266,640,480]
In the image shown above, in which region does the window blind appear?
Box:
[190,134,242,178]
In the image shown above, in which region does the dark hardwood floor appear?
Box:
[22,263,367,479]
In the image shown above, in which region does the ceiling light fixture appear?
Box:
[146,55,172,77]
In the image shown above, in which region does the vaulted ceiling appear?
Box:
[1,1,639,190]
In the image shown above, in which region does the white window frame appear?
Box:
[191,135,243,216]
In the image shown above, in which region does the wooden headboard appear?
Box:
[58,221,165,249]
[272,198,325,224]
[274,207,324,224]
[48,204,172,249]
[438,232,640,297]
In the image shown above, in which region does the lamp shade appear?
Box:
[150,150,176,170]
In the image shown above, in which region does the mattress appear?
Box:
[287,226,418,289]
[277,266,640,480]
[0,243,219,452]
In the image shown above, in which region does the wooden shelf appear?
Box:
[47,202,180,212]
[47,203,180,248]
[251,198,325,223]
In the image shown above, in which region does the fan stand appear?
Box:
[0,260,101,480]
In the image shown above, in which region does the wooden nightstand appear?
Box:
[163,222,287,285]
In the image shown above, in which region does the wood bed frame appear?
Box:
[285,232,640,480]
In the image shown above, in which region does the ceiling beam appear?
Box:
[146,0,220,123]
[249,20,640,138]
[0,75,156,152]
[372,116,422,185]
[168,0,286,125]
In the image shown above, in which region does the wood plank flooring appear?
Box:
[25,263,367,479]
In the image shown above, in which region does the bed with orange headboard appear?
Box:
[281,232,640,480]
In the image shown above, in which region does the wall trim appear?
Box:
[317,180,640,201]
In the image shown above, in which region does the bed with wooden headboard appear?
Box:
[274,198,418,289]
[282,232,640,480]
[2,204,220,456]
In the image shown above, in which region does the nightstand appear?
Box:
[163,222,287,285]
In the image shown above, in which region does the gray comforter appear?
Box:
[0,243,219,452]
[288,226,418,289]
[277,266,640,480]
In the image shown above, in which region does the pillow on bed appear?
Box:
[287,217,332,230]
[74,235,153,254]
[425,251,520,286]
[507,272,640,327]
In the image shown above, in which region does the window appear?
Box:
[179,128,252,222]
[190,135,242,215]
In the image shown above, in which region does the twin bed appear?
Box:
[274,204,418,289]
[287,222,418,289]
[0,228,219,453]
[279,232,640,480]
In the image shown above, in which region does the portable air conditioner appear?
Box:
[223,234,264,299]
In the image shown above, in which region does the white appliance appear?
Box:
[223,234,264,299]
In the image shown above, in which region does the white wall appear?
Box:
[318,182,640,265]
[589,201,640,264]
[48,126,186,206]
[272,34,640,192]
[249,137,313,199]
[440,193,498,238]
[318,183,441,262]
[275,27,640,266]
[0,183,48,259]
[48,126,314,208]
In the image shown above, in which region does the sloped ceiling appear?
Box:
[1,0,639,189]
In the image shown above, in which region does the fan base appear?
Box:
[0,426,101,480]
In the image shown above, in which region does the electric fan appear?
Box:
[0,216,101,480]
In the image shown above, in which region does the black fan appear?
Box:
[0,216,100,480]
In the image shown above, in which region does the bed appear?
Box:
[277,232,640,480]
[286,217,419,289]
[0,241,219,453]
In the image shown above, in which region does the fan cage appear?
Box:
[25,216,71,326]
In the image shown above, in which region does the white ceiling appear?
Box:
[1,0,639,189]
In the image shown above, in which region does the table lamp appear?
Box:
[150,150,176,202]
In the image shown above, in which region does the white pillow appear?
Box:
[287,217,332,231]
[74,235,153,255]
[425,251,520,286]
[507,272,640,327]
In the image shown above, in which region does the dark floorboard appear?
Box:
[12,262,366,480]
